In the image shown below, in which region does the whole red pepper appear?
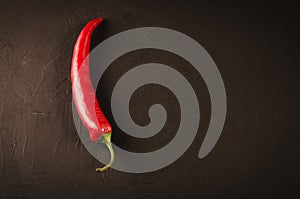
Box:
[71,17,114,172]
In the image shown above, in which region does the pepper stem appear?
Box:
[95,132,114,172]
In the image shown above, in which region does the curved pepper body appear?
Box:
[71,17,112,142]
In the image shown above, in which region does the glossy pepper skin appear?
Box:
[71,17,112,142]
[71,17,114,172]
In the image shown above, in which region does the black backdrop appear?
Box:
[0,1,299,198]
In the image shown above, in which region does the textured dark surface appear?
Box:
[0,1,299,198]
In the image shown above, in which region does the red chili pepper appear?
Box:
[71,17,114,172]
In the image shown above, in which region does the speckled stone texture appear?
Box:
[0,1,298,198]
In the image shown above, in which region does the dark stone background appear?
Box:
[0,0,299,198]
